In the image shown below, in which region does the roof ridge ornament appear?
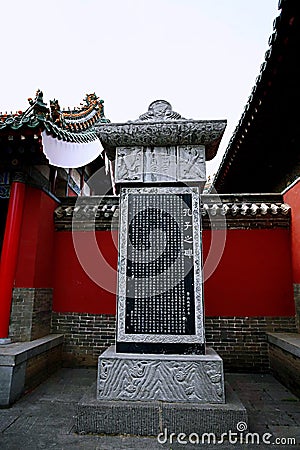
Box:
[137,100,184,122]
[27,89,50,120]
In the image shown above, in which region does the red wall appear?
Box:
[203,229,294,316]
[284,179,300,283]
[15,187,58,288]
[52,231,117,315]
[52,227,295,317]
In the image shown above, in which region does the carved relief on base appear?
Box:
[97,348,225,404]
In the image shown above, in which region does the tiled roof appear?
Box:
[0,90,110,144]
[213,0,300,193]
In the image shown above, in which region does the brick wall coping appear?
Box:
[54,194,291,231]
[0,334,64,366]
[267,332,300,359]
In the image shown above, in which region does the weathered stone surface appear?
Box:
[77,382,246,436]
[96,100,226,161]
[97,346,224,403]
[0,335,63,406]
[0,364,26,406]
[268,332,300,398]
[3,368,300,447]
[267,332,300,358]
[115,145,206,184]
[178,145,206,182]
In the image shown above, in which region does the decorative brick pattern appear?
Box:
[205,316,297,372]
[51,312,116,366]
[51,312,297,371]
[269,343,300,398]
[9,288,53,342]
[293,283,300,332]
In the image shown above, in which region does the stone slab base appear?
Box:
[98,345,225,403]
[0,334,63,407]
[76,383,247,436]
[267,332,300,398]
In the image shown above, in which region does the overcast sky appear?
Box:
[0,0,279,175]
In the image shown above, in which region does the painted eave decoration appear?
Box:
[0,90,110,168]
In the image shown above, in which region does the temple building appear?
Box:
[0,0,299,406]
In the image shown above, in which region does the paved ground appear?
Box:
[0,368,299,449]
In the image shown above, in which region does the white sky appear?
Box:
[0,0,279,176]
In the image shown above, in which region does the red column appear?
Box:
[0,181,26,339]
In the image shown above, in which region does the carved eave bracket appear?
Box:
[96,100,227,161]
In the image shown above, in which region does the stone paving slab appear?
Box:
[264,388,299,402]
[3,415,73,436]
[247,399,300,413]
[269,425,300,439]
[0,368,299,449]
[289,412,300,425]
[0,432,295,450]
[249,410,297,427]
[0,413,19,433]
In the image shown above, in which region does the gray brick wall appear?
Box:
[293,283,300,332]
[51,312,116,366]
[31,289,53,340]
[9,288,53,342]
[51,312,296,371]
[205,316,297,372]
